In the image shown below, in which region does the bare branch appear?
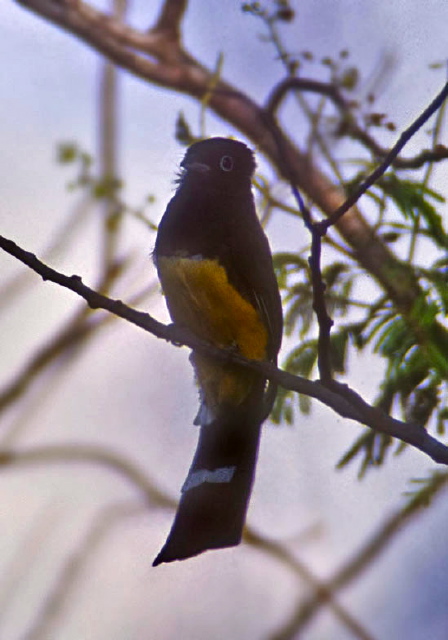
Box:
[1,232,448,465]
[308,231,333,382]
[0,258,131,417]
[320,80,448,231]
[0,504,61,616]
[266,76,448,170]
[264,79,448,389]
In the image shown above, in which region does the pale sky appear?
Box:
[1,1,448,639]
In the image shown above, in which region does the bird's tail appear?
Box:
[153,388,265,566]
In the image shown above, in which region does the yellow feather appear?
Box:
[158,256,268,409]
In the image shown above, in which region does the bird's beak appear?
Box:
[182,161,210,173]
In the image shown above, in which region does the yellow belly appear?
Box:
[157,256,268,409]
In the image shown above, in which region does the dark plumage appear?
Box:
[153,138,282,565]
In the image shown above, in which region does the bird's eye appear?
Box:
[220,155,234,172]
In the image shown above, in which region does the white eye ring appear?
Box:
[220,155,234,172]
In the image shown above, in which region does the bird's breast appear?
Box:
[157,255,268,361]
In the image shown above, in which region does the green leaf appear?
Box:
[402,384,438,426]
[57,142,78,164]
[378,175,448,249]
[298,393,311,414]
[273,252,308,270]
[339,66,359,90]
[175,112,196,146]
[283,286,314,337]
[329,328,350,373]
[337,429,394,478]
[422,268,448,314]
[437,407,448,435]
[271,386,294,424]
[284,341,318,378]
[92,176,122,199]
[403,472,448,511]
[374,316,414,359]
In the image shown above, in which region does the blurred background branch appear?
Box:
[1,0,448,638]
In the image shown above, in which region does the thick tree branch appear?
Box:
[14,0,430,319]
[1,232,448,465]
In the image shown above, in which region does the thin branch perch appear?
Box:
[1,232,448,465]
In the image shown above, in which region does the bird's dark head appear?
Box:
[179,138,256,191]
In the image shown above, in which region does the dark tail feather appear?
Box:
[153,402,263,566]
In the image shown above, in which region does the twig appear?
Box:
[98,44,122,275]
[0,275,156,419]
[0,307,95,415]
[0,195,93,305]
[0,504,62,623]
[308,230,333,382]
[320,80,448,232]
[256,112,335,383]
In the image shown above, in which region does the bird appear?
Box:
[152,137,283,566]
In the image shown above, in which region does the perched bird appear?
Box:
[153,137,283,566]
